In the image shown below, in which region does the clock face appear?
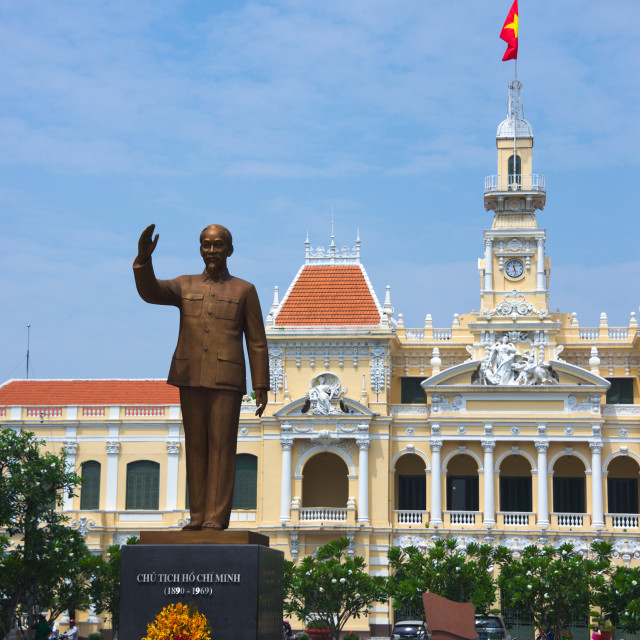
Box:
[505,258,524,279]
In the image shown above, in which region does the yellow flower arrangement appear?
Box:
[143,602,211,640]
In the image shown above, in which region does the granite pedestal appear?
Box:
[119,533,283,640]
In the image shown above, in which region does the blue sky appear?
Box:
[1,0,639,381]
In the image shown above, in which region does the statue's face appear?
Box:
[200,228,232,267]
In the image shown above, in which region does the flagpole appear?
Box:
[513,59,517,187]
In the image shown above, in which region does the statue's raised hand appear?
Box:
[137,224,159,265]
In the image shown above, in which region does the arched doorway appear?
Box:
[395,453,426,524]
[499,454,532,525]
[301,452,349,522]
[446,454,479,517]
[553,456,586,524]
[607,456,640,526]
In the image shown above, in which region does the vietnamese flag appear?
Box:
[500,0,518,61]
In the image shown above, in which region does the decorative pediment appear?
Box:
[274,396,373,418]
[422,358,610,391]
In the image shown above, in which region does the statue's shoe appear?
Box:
[202,521,225,530]
[182,521,203,530]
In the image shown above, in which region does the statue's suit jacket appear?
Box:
[133,258,270,394]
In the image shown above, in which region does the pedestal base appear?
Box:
[119,543,283,640]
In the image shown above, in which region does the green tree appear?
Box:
[591,549,640,634]
[284,537,386,640]
[387,538,498,616]
[89,537,139,639]
[495,542,610,640]
[0,427,84,639]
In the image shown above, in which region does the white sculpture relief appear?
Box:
[473,337,558,386]
[303,372,347,415]
[240,427,249,436]
[394,535,429,550]
[619,429,629,437]
[71,516,95,537]
[290,531,299,562]
[62,441,78,455]
[166,440,180,454]
[603,406,640,416]
[568,395,601,414]
[555,537,590,555]
[612,539,640,567]
[431,395,463,413]
[502,536,534,555]
[106,441,120,455]
[564,427,574,436]
[482,290,549,319]
[291,424,313,433]
[391,405,428,416]
[454,536,479,552]
[336,424,358,433]
[370,346,386,395]
[269,346,284,392]
[406,427,415,436]
[458,426,467,435]
[511,426,520,436]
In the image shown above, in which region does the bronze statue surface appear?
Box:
[133,224,269,530]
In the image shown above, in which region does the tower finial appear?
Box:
[330,203,335,248]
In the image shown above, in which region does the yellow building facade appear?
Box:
[2,80,640,637]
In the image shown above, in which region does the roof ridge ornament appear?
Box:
[497,80,533,139]
[304,232,362,265]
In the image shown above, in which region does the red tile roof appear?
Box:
[275,265,382,326]
[0,379,179,406]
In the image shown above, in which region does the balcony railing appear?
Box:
[607,513,639,529]
[554,513,585,527]
[299,507,347,522]
[499,512,533,527]
[394,510,429,525]
[445,511,480,526]
[484,174,546,194]
[578,328,631,341]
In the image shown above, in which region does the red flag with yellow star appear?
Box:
[500,0,518,61]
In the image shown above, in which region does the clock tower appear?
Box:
[479,79,548,319]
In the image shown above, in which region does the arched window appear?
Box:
[80,460,101,510]
[302,453,348,508]
[126,461,160,510]
[553,456,585,513]
[508,154,522,187]
[499,455,532,512]
[232,454,258,510]
[395,454,426,511]
[446,454,479,511]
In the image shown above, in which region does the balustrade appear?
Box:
[484,173,546,193]
[609,514,639,529]
[124,405,166,417]
[501,512,531,526]
[555,513,584,527]
[299,507,347,522]
[82,406,106,417]
[446,511,478,525]
[26,406,62,418]
[394,510,428,525]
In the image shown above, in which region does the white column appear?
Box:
[482,440,496,526]
[536,237,545,291]
[105,441,120,511]
[590,440,605,527]
[484,238,493,291]
[62,441,78,511]
[165,440,180,510]
[430,439,443,524]
[357,429,370,523]
[280,431,293,523]
[535,440,549,527]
